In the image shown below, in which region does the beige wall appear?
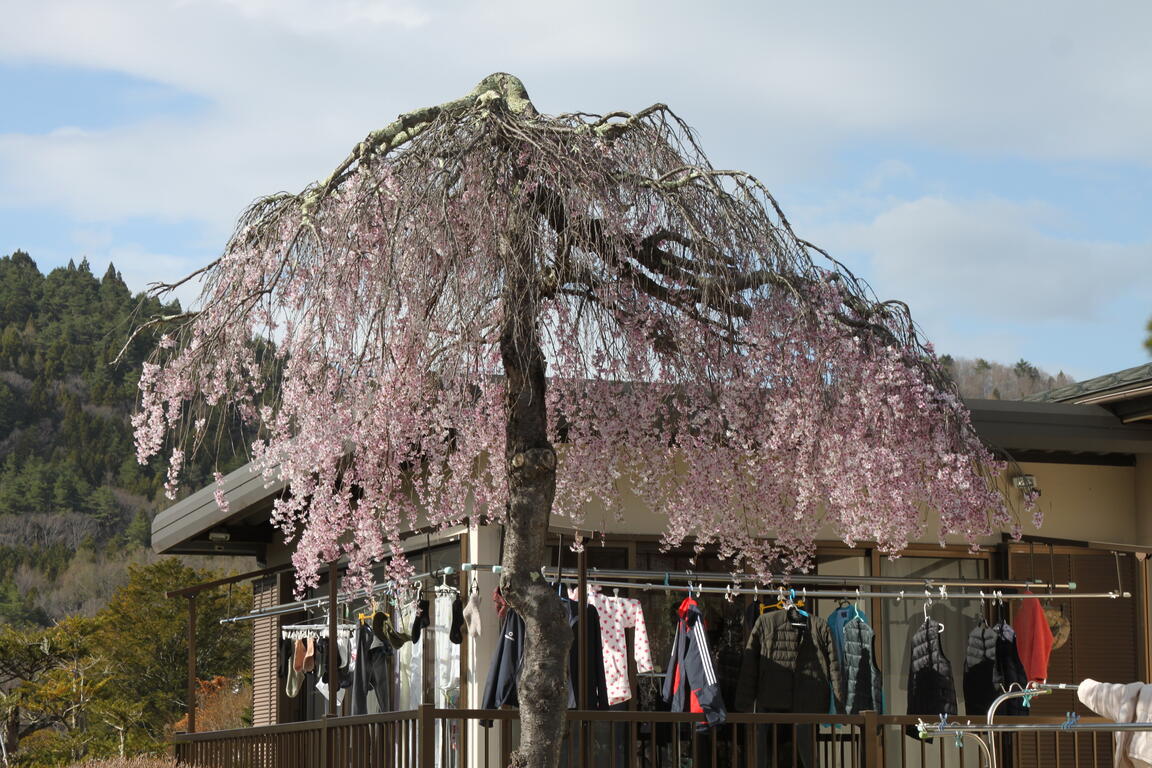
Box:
[1013,461,1138,544]
[545,460,1146,550]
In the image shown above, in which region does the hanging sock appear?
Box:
[449,596,465,644]
[411,599,430,643]
[463,590,483,639]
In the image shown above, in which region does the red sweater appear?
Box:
[1014,593,1054,682]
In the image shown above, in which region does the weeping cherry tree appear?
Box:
[132,74,1032,767]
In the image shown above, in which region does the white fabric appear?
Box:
[463,590,482,639]
[398,602,423,711]
[432,593,461,768]
[314,679,345,707]
[1078,678,1152,768]
[589,592,654,705]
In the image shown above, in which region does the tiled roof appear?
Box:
[1024,362,1152,404]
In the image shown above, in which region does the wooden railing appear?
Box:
[172,708,1119,768]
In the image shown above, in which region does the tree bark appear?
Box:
[498,208,571,768]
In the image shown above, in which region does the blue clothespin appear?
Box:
[1061,712,1080,730]
[1021,692,1034,709]
[789,588,810,617]
[937,712,951,731]
[954,732,965,749]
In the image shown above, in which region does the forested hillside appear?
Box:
[0,251,248,626]
[940,354,1073,400]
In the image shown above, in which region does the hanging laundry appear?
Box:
[352,619,392,715]
[828,606,883,715]
[963,620,1028,717]
[432,593,461,707]
[432,592,461,767]
[712,604,745,712]
[397,601,423,710]
[1014,592,1054,683]
[662,596,726,729]
[480,609,526,726]
[744,598,777,633]
[1078,678,1152,768]
[735,606,842,714]
[463,589,483,639]
[560,596,609,710]
[283,637,305,698]
[906,617,957,738]
[589,590,654,706]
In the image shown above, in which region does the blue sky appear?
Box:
[2,1,1151,381]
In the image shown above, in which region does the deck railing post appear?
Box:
[321,715,331,768]
[419,704,435,768]
[862,710,880,768]
[186,594,198,735]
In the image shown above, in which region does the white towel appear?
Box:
[1078,678,1152,768]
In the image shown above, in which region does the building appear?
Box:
[153,364,1152,768]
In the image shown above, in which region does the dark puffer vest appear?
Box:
[905,617,956,737]
[841,618,883,714]
[963,621,1028,717]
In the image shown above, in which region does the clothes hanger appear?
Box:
[922,595,945,635]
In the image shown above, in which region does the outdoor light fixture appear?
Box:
[208,530,231,543]
[1012,474,1041,497]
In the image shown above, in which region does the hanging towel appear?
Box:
[1014,592,1054,683]
[1078,678,1152,768]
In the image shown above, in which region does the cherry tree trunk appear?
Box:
[497,212,572,768]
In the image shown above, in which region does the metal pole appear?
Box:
[327,561,338,718]
[577,547,588,768]
[548,576,1130,600]
[186,594,197,734]
[541,566,1078,591]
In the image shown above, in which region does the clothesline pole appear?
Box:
[220,564,500,625]
[550,576,1131,601]
[578,547,588,711]
[577,546,588,767]
[185,594,197,734]
[541,566,1080,592]
[327,561,338,718]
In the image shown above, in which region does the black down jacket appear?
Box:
[735,608,842,714]
[963,621,1028,717]
[905,617,957,738]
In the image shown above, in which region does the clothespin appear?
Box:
[1061,712,1079,730]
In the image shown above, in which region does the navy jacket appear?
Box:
[562,598,610,710]
[480,610,526,726]
[662,596,727,729]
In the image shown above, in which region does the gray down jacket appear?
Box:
[735,609,843,713]
[841,618,884,714]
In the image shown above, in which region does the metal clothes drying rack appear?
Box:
[541,564,1130,603]
[218,562,506,625]
[916,682,1152,768]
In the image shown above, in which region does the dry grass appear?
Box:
[65,758,177,768]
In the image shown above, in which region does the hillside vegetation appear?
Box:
[0,251,249,626]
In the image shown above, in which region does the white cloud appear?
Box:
[810,194,1152,376]
[2,0,1152,237]
[853,197,1152,323]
